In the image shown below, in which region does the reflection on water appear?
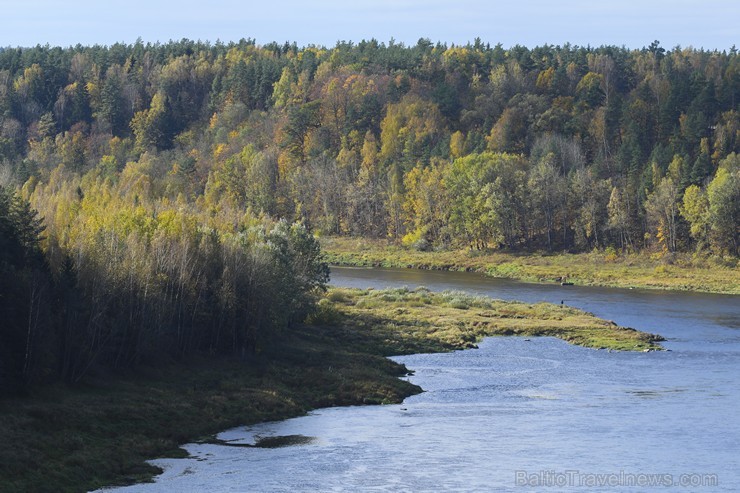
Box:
[99,267,740,492]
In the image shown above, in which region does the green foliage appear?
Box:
[681,184,710,248]
[706,156,739,254]
[131,92,172,152]
[644,176,681,252]
[0,186,50,393]
[445,152,527,249]
[0,41,738,254]
[1,170,330,394]
[0,40,737,396]
[576,72,605,107]
[264,220,330,325]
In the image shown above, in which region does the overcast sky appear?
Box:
[2,0,737,50]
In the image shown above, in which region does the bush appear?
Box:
[401,228,430,251]
[604,246,619,262]
[327,290,349,303]
[305,299,341,325]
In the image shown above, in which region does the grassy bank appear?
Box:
[0,288,662,493]
[322,237,740,295]
[0,323,418,493]
[321,287,664,353]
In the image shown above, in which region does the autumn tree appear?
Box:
[706,154,739,254]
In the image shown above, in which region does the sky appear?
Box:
[1,0,737,50]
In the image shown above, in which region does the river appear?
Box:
[100,266,740,492]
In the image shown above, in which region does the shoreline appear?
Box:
[324,287,664,353]
[0,288,662,492]
[321,237,740,295]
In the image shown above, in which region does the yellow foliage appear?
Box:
[656,225,669,253]
[213,143,227,160]
[401,227,425,248]
[450,131,465,159]
[536,67,555,91]
[277,150,294,180]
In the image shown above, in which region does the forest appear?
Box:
[0,38,738,393]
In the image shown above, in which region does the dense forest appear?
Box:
[0,38,738,392]
[0,179,328,394]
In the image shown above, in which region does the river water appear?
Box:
[101,266,740,492]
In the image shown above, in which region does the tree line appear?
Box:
[0,176,327,394]
[2,38,735,255]
[1,38,739,392]
[1,39,738,254]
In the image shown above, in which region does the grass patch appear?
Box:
[321,237,740,295]
[327,287,664,355]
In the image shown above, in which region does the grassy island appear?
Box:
[318,287,664,353]
[322,237,739,295]
[0,287,661,493]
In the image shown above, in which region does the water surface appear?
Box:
[101,267,740,492]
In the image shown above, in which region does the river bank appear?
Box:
[321,237,740,295]
[0,315,417,493]
[0,287,660,492]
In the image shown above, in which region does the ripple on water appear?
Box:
[96,266,740,492]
